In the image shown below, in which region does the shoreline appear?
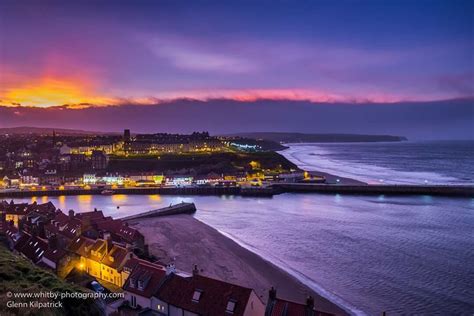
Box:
[127,214,350,316]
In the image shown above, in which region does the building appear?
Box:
[70,234,131,287]
[91,150,108,170]
[14,233,49,264]
[152,267,265,316]
[39,234,76,278]
[121,258,168,311]
[165,176,194,187]
[265,288,334,316]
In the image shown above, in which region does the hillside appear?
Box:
[0,242,102,316]
[0,126,116,136]
[226,132,408,143]
[108,151,299,174]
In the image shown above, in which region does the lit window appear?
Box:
[226,300,236,313]
[192,289,202,302]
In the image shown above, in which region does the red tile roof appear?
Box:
[52,211,70,226]
[266,298,335,316]
[68,236,95,257]
[76,210,105,220]
[157,274,254,316]
[123,259,167,298]
[17,235,49,263]
[101,244,129,270]
[89,239,107,261]
[43,248,67,264]
[13,233,30,252]
[60,218,82,239]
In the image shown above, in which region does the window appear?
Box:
[226,300,236,314]
[192,289,202,302]
[131,295,137,308]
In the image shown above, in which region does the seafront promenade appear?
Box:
[1,183,473,198]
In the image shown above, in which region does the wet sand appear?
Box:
[127,214,349,315]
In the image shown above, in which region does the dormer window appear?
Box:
[129,277,135,288]
[137,280,143,290]
[109,256,114,262]
[226,300,236,314]
[192,289,202,303]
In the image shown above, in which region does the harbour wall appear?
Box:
[0,183,473,198]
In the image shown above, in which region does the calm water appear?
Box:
[15,193,474,315]
[11,142,474,315]
[280,141,474,185]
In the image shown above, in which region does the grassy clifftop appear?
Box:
[0,243,102,316]
[108,151,299,174]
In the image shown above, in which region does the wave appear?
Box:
[200,222,366,316]
[280,144,469,185]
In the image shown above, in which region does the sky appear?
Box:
[0,0,473,138]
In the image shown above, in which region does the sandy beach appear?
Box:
[127,214,349,315]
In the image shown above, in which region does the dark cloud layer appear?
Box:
[1,98,472,140]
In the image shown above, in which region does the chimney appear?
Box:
[105,233,113,253]
[68,209,74,219]
[48,234,58,250]
[37,221,46,238]
[166,263,176,276]
[192,264,199,276]
[81,215,91,231]
[306,295,314,311]
[269,287,277,301]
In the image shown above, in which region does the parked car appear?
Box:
[88,281,105,293]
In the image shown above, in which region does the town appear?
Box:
[0,200,333,316]
[0,130,323,193]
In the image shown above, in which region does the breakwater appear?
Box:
[120,202,196,221]
[0,186,241,198]
[1,183,473,198]
[273,183,474,197]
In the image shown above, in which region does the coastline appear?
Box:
[127,214,350,316]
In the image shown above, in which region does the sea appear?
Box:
[279,140,474,185]
[11,141,474,315]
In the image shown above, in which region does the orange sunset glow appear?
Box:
[2,77,114,108]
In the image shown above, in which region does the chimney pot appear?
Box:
[269,287,277,301]
[306,295,314,310]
